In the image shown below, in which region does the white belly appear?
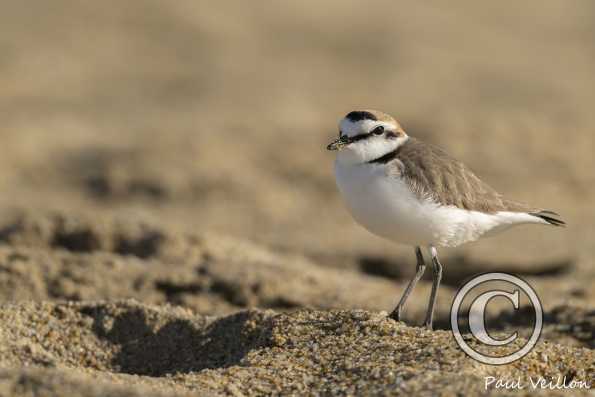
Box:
[334,161,530,247]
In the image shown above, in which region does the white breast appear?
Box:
[334,161,536,247]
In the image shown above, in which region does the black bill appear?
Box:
[326,135,351,151]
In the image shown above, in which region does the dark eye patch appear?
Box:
[349,133,373,142]
[347,127,394,142]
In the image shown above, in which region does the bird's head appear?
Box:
[327,110,408,165]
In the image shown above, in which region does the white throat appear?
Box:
[336,135,409,166]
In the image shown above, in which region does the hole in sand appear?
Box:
[81,306,273,377]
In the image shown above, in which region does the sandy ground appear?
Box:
[0,1,594,395]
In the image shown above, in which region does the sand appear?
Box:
[0,300,593,396]
[0,1,594,395]
[0,212,593,396]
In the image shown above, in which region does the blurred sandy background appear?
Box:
[0,1,593,395]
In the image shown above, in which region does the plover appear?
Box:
[327,109,565,329]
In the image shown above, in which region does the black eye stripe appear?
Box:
[343,130,395,142]
[350,133,373,141]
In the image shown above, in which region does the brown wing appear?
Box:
[395,138,533,213]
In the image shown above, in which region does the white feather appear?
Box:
[335,160,545,248]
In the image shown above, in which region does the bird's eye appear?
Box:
[372,126,384,135]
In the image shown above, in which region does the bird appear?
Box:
[327,109,565,330]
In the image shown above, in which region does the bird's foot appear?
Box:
[388,310,402,322]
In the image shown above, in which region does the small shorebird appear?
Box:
[327,110,564,329]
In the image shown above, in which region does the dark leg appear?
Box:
[424,246,443,330]
[389,247,426,322]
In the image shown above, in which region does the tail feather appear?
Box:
[529,210,566,227]
[538,210,561,216]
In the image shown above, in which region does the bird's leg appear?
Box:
[389,246,426,322]
[424,246,443,330]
